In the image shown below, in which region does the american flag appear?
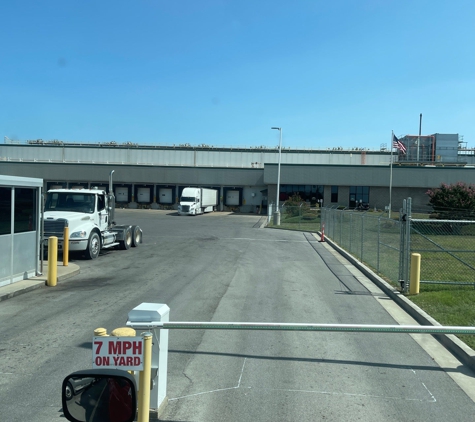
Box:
[392,135,407,154]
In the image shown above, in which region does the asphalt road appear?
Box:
[1,209,475,421]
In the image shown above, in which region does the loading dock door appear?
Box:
[226,190,240,206]
[116,187,129,202]
[159,188,173,204]
[137,187,151,203]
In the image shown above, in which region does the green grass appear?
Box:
[410,288,475,349]
[267,208,321,232]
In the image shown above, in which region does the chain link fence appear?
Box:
[322,200,475,291]
[411,218,475,287]
[322,207,401,284]
[282,205,321,231]
[268,204,321,232]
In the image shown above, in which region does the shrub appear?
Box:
[427,182,475,220]
[284,194,310,217]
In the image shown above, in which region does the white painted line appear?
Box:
[170,358,435,403]
[169,358,247,401]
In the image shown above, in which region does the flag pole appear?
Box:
[389,131,394,219]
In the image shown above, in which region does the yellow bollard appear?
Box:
[410,253,421,295]
[138,332,153,422]
[63,226,69,267]
[47,236,58,287]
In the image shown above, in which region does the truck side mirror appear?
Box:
[62,369,137,422]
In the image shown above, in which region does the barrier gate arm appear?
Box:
[151,322,475,336]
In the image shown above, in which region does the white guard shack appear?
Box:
[0,175,43,287]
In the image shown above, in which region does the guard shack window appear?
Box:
[0,187,11,235]
[14,188,37,233]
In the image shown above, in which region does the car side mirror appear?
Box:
[62,369,137,422]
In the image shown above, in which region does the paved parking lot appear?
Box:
[2,209,475,421]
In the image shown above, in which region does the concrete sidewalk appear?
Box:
[0,262,80,302]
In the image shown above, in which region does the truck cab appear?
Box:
[178,188,201,215]
[43,185,140,259]
[44,189,110,257]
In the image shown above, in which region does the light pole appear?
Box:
[271,127,282,225]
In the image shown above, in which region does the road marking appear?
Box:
[169,358,435,403]
[247,387,436,403]
[169,358,247,401]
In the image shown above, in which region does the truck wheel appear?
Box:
[119,226,132,250]
[131,225,142,247]
[85,232,101,260]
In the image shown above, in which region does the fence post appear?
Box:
[299,203,303,231]
[398,199,407,291]
[340,210,343,245]
[404,198,412,294]
[323,208,326,236]
[377,216,381,272]
[361,213,365,262]
[349,213,353,254]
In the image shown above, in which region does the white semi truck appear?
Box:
[178,187,218,215]
[42,171,142,259]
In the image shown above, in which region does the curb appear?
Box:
[0,280,45,302]
[317,231,475,372]
[0,263,80,303]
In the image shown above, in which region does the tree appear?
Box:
[426,182,475,220]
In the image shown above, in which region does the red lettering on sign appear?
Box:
[123,341,132,353]
[107,340,142,355]
[94,341,103,354]
[95,356,110,366]
[133,341,142,354]
[109,341,121,355]
[134,357,141,365]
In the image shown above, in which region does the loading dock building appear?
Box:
[1,134,474,213]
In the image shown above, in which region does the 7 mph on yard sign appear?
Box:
[93,336,144,371]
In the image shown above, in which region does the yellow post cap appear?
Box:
[94,327,109,337]
[110,327,136,337]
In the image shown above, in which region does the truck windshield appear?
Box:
[45,192,95,214]
[181,196,197,202]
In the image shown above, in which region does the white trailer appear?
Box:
[178,187,218,215]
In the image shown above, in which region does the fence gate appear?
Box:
[322,198,475,293]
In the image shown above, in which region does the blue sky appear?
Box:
[1,0,474,150]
